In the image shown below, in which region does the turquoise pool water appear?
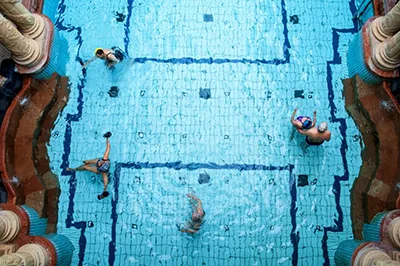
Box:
[46,0,362,265]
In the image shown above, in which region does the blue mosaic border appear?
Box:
[52,0,358,264]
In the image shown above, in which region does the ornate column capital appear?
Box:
[370,2,400,41]
[0,0,44,38]
[0,13,43,67]
[0,210,21,243]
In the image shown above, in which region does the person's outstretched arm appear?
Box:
[312,110,317,128]
[103,138,110,159]
[290,108,297,123]
[187,194,203,210]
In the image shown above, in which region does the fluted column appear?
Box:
[0,13,43,67]
[372,30,400,71]
[371,1,400,41]
[388,217,400,248]
[0,0,44,38]
[0,244,49,266]
[0,210,21,243]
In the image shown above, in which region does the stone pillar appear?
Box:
[0,210,21,243]
[0,243,49,266]
[372,30,400,71]
[374,260,400,266]
[388,217,400,248]
[371,1,400,41]
[0,0,44,38]
[0,13,43,67]
[354,247,392,265]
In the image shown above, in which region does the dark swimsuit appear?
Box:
[96,158,110,173]
[105,47,124,65]
[305,137,323,146]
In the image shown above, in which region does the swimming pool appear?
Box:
[46,0,362,265]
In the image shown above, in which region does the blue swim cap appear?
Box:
[302,120,312,129]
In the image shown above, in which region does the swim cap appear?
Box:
[302,120,312,129]
[94,48,103,55]
[318,122,328,133]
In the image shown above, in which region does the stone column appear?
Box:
[388,217,400,248]
[354,247,392,265]
[0,244,49,266]
[372,30,400,71]
[371,1,400,41]
[0,0,44,39]
[0,13,43,67]
[0,210,21,243]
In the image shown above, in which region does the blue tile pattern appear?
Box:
[45,0,362,265]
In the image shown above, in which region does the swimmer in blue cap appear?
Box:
[290,108,316,140]
[291,108,316,130]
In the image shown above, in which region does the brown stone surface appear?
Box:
[0,77,33,204]
[0,72,69,237]
[345,75,400,238]
[344,77,381,239]
[25,190,45,217]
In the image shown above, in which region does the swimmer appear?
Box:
[297,122,331,151]
[178,194,205,234]
[290,108,316,140]
[66,132,112,200]
[95,47,124,68]
[291,108,316,130]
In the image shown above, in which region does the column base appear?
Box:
[370,17,392,41]
[18,244,49,266]
[363,17,400,78]
[16,14,53,75]
[0,210,21,243]
[372,42,400,71]
[21,14,45,39]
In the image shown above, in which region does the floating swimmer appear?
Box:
[177,194,205,234]
[291,108,316,130]
[66,132,112,200]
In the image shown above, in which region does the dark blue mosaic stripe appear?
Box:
[321,0,358,265]
[122,0,290,65]
[54,0,88,265]
[108,162,295,266]
[53,0,359,264]
[289,167,299,266]
[123,0,134,57]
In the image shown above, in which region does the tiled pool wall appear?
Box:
[46,0,362,265]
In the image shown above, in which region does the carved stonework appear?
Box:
[0,253,27,266]
[372,31,400,71]
[0,13,42,67]
[0,243,49,266]
[371,1,400,41]
[0,0,44,38]
[0,210,21,243]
